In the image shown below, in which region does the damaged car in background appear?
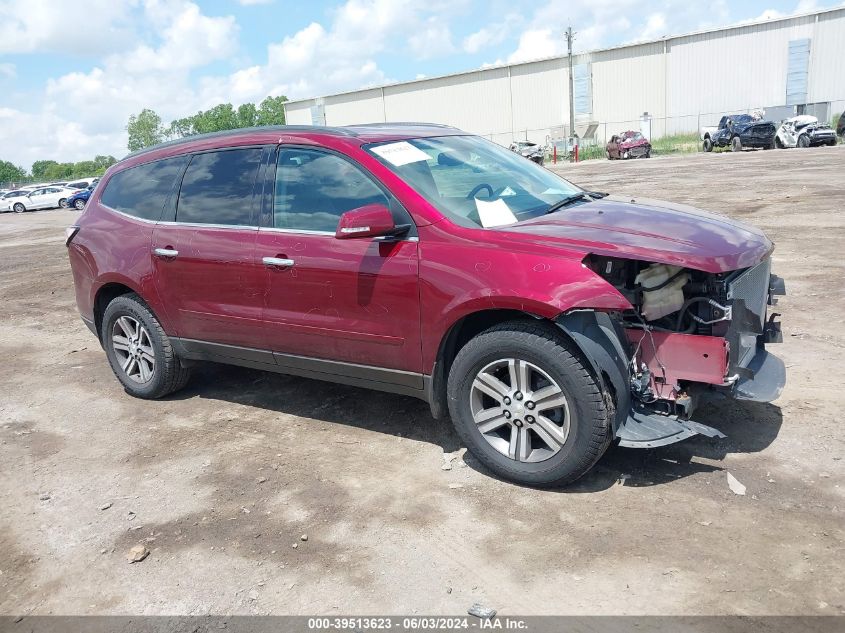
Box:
[508,140,546,165]
[701,113,777,152]
[606,130,651,159]
[775,114,838,148]
[67,124,785,487]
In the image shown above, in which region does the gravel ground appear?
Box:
[0,146,843,616]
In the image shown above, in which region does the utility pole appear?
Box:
[566,26,576,160]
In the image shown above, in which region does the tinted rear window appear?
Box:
[100,156,188,221]
[176,148,262,226]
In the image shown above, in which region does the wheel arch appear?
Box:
[427,308,547,419]
[92,279,156,343]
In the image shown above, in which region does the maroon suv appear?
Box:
[66,124,785,486]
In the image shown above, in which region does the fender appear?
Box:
[555,310,631,433]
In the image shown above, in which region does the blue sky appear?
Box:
[0,0,838,168]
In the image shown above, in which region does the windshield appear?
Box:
[365,135,582,228]
[621,131,644,141]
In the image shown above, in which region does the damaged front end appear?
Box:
[558,256,786,448]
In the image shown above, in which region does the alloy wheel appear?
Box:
[111,316,155,383]
[470,358,570,463]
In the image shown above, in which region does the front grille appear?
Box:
[727,258,771,329]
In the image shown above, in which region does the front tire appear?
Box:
[703,138,713,152]
[102,293,191,399]
[731,136,742,152]
[13,202,25,213]
[74,198,85,210]
[447,321,611,487]
[797,134,810,148]
[59,198,68,208]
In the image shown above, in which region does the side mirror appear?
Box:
[335,204,408,240]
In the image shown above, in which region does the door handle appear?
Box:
[263,256,295,268]
[153,247,179,258]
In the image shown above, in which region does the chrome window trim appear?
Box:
[157,220,259,230]
[258,226,334,236]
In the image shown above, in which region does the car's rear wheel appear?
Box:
[703,138,713,152]
[731,136,742,152]
[74,198,86,210]
[797,135,810,148]
[13,203,25,213]
[59,198,68,208]
[102,293,191,399]
[447,321,611,487]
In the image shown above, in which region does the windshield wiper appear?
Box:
[545,191,602,215]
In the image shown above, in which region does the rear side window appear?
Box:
[100,156,188,221]
[176,148,262,226]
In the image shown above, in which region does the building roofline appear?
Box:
[284,5,844,107]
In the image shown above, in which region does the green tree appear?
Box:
[31,160,58,180]
[0,160,26,184]
[43,162,74,180]
[127,108,164,151]
[237,103,258,128]
[94,155,117,171]
[192,103,238,134]
[256,95,287,126]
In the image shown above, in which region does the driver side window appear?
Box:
[273,148,389,232]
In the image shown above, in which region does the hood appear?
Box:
[502,196,772,273]
[619,137,648,148]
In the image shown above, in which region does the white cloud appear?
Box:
[0,0,241,168]
[639,12,667,40]
[0,0,136,55]
[507,29,560,63]
[0,63,16,79]
[237,0,273,5]
[463,18,516,54]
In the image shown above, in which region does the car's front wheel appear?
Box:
[703,138,713,152]
[74,199,86,210]
[13,202,25,213]
[59,198,68,208]
[797,134,810,148]
[447,321,611,487]
[731,136,742,152]
[102,293,191,399]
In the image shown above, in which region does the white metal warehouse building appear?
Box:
[284,6,845,147]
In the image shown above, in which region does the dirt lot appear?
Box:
[1,147,843,616]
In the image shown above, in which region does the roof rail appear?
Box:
[123,125,359,161]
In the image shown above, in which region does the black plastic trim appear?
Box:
[171,337,427,400]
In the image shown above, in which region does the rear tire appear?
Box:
[731,136,742,152]
[59,198,68,208]
[102,293,191,399]
[447,321,611,487]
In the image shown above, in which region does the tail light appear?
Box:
[65,225,80,246]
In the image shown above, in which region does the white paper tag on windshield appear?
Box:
[475,198,517,227]
[371,141,431,166]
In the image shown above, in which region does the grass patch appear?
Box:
[650,133,701,155]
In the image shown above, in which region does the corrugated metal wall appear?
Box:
[284,8,845,142]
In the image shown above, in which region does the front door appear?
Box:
[152,147,267,350]
[255,146,422,380]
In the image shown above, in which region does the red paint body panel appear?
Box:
[625,329,729,399]
[151,224,265,348]
[256,231,422,372]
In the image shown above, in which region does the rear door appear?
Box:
[152,146,269,351]
[255,145,423,381]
